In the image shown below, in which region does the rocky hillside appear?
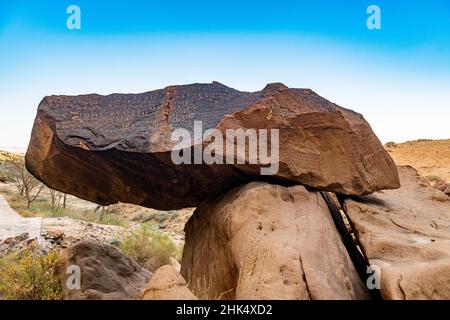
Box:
[386,139,450,182]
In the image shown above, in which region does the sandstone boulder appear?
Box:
[445,185,450,197]
[343,166,450,299]
[142,265,197,300]
[432,180,450,197]
[181,182,370,300]
[59,240,152,300]
[25,82,399,210]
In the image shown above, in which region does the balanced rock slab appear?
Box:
[344,166,450,299]
[26,82,399,210]
[59,240,152,300]
[181,182,370,300]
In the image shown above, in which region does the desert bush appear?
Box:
[191,275,234,300]
[4,158,44,209]
[1,191,128,227]
[119,223,180,272]
[141,210,179,224]
[2,192,37,217]
[39,203,129,227]
[0,160,16,183]
[0,248,63,300]
[49,189,65,215]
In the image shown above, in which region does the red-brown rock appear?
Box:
[25,82,399,210]
[59,240,152,300]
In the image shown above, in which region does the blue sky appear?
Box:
[0,0,449,149]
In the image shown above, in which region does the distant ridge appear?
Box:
[385,139,450,182]
[0,149,23,162]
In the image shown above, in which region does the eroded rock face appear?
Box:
[59,240,152,300]
[344,166,450,299]
[142,265,197,300]
[181,182,370,300]
[26,82,399,210]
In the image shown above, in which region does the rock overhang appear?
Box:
[25,82,400,210]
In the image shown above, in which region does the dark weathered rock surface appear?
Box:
[59,240,152,300]
[26,82,399,210]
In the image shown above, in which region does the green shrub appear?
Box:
[141,210,179,224]
[0,248,63,300]
[119,223,180,272]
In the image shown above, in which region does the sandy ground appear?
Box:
[386,139,450,183]
[0,194,42,242]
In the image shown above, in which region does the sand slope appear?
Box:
[386,139,450,182]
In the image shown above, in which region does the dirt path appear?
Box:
[0,195,42,242]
